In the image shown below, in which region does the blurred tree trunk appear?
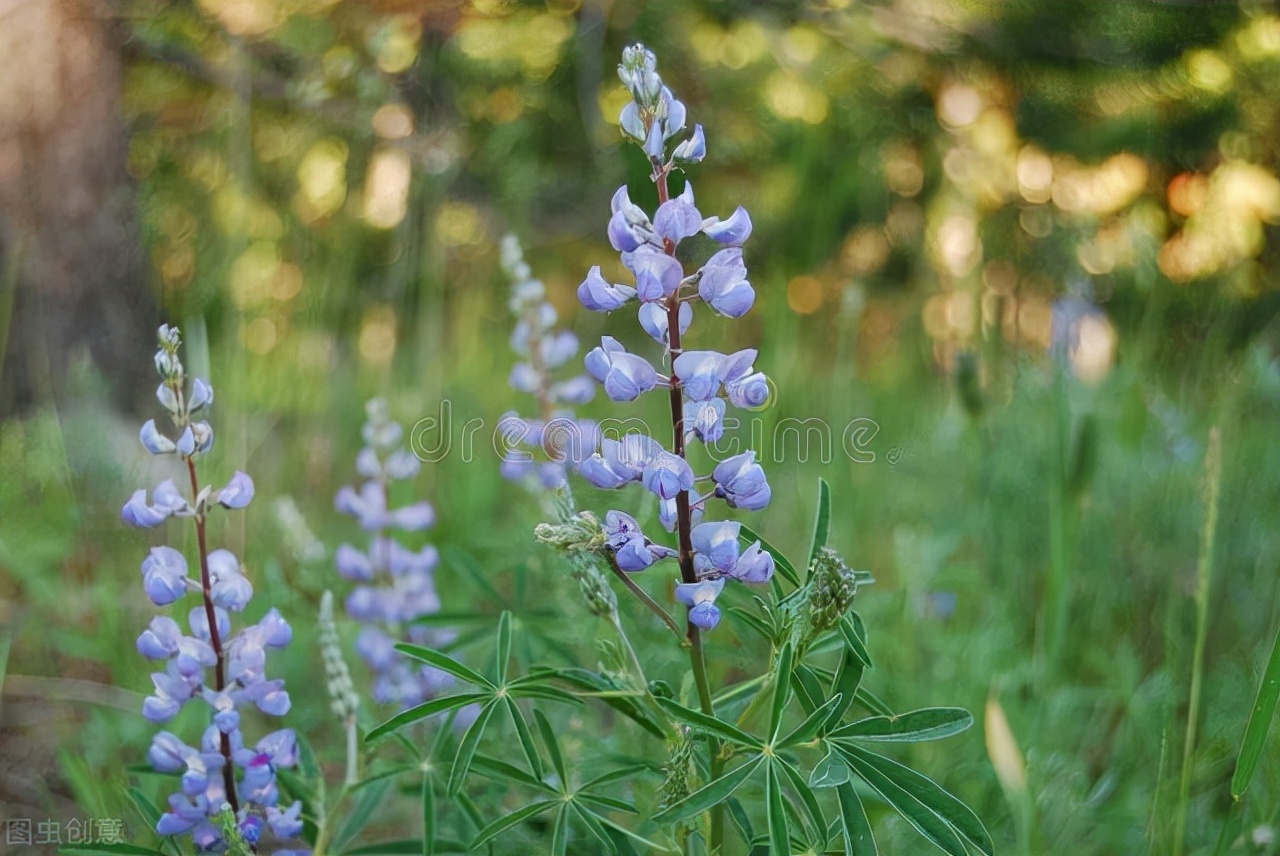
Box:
[0,0,155,416]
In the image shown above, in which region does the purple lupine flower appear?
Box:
[334,399,454,710]
[560,44,774,632]
[125,325,303,852]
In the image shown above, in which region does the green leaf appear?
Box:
[715,674,769,708]
[577,792,638,814]
[836,782,878,856]
[831,708,973,743]
[726,796,756,848]
[1232,627,1280,799]
[781,695,845,748]
[60,846,168,856]
[727,607,779,644]
[495,610,513,684]
[830,648,867,724]
[504,696,545,780]
[468,800,557,850]
[809,746,852,789]
[840,745,994,856]
[581,763,657,791]
[570,803,617,854]
[769,642,796,741]
[342,841,468,855]
[422,771,435,856]
[588,810,673,853]
[550,806,570,856]
[395,643,494,689]
[367,692,490,742]
[534,708,568,785]
[739,523,801,587]
[777,758,828,846]
[652,755,765,825]
[765,761,790,856]
[532,668,665,738]
[790,665,824,715]
[471,754,556,792]
[655,696,761,747]
[447,700,499,795]
[855,687,894,718]
[332,776,394,853]
[809,478,832,569]
[507,684,584,705]
[839,616,873,669]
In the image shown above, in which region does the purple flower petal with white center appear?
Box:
[384,449,420,479]
[216,471,255,509]
[335,544,374,581]
[148,731,194,774]
[654,196,703,245]
[355,447,381,478]
[674,576,725,607]
[608,186,658,252]
[603,510,642,548]
[638,300,693,345]
[691,521,742,573]
[122,491,167,527]
[658,496,703,532]
[540,331,579,369]
[579,455,632,489]
[140,419,176,454]
[641,451,695,500]
[141,546,190,606]
[702,206,753,246]
[730,541,774,583]
[688,601,721,630]
[137,616,183,660]
[672,350,725,401]
[661,87,687,138]
[584,336,624,382]
[152,479,190,515]
[392,501,435,531]
[643,119,665,159]
[268,801,304,839]
[673,124,706,163]
[712,451,771,510]
[188,605,230,644]
[157,793,207,835]
[207,549,252,611]
[509,363,539,393]
[616,536,659,571]
[578,266,638,312]
[255,728,299,768]
[156,384,180,414]
[619,101,645,142]
[500,453,536,482]
[726,370,770,409]
[175,426,196,457]
[585,338,659,401]
[686,397,726,443]
[698,249,755,317]
[189,378,214,412]
[190,421,214,454]
[356,625,400,670]
[549,376,596,405]
[244,678,291,717]
[623,248,683,303]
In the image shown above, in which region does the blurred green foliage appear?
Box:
[3,0,1280,852]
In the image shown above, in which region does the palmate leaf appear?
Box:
[395,643,494,689]
[780,694,844,749]
[652,755,765,825]
[836,782,878,855]
[534,708,568,784]
[654,695,762,748]
[503,696,545,779]
[447,700,500,795]
[790,664,825,715]
[831,707,974,743]
[776,758,828,847]
[550,807,570,856]
[838,744,994,856]
[536,667,666,738]
[470,754,555,792]
[366,692,489,742]
[468,800,558,850]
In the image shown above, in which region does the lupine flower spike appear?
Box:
[123,325,305,853]
[572,45,774,634]
[499,234,601,490]
[334,398,453,708]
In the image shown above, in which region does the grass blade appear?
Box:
[1231,627,1280,799]
[809,478,831,569]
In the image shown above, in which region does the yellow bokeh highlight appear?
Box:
[375,17,422,75]
[1185,49,1232,93]
[295,138,348,224]
[362,146,412,230]
[243,316,279,355]
[359,306,397,365]
[456,13,572,79]
[765,72,829,124]
[372,104,414,140]
[787,275,825,314]
[435,201,485,247]
[230,241,281,309]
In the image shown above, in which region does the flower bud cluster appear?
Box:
[122,325,303,853]
[319,591,360,722]
[334,399,454,708]
[499,234,599,489]
[570,45,775,631]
